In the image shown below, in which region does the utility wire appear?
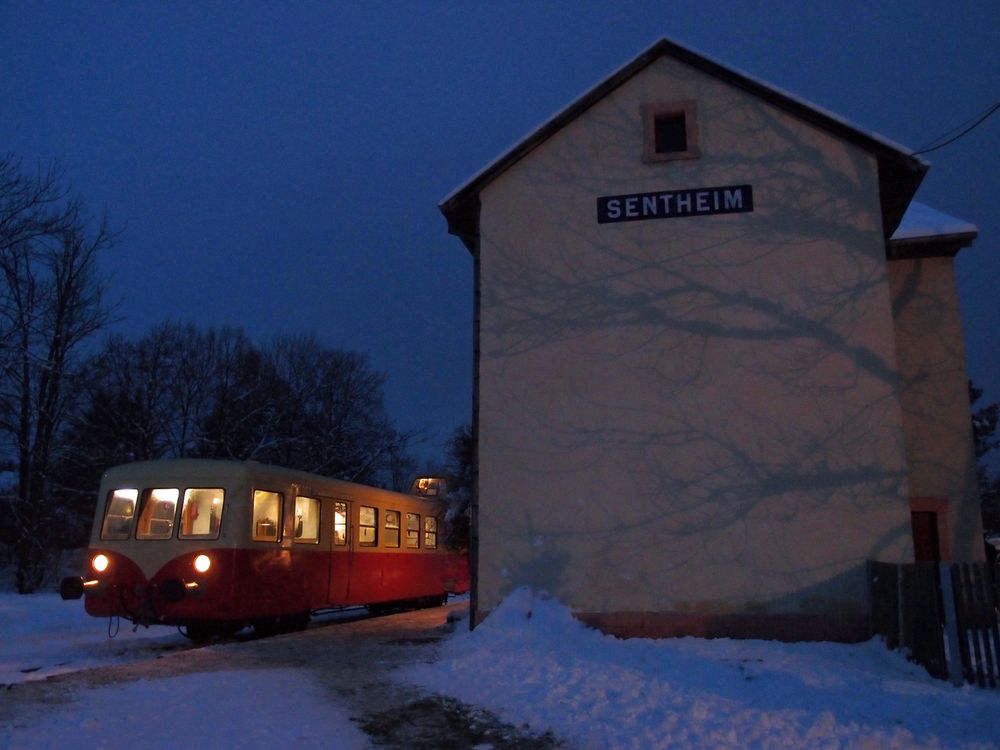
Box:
[913,101,1000,155]
[919,102,995,143]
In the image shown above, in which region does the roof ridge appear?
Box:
[441,36,927,251]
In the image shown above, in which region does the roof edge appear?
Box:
[441,37,928,251]
[888,230,978,260]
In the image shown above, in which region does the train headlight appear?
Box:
[193,554,211,573]
[92,554,109,573]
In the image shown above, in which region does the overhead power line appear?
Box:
[913,101,1000,155]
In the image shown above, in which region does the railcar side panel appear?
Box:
[328,546,353,603]
[65,459,469,635]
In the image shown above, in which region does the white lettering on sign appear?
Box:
[596,184,754,224]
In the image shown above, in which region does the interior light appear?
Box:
[193,554,211,573]
[92,554,109,573]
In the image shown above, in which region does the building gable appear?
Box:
[442,38,927,253]
[451,37,983,641]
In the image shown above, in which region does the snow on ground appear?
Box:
[5,589,1000,749]
[0,593,188,686]
[0,593,362,687]
[1,593,372,749]
[3,669,371,749]
[401,588,1000,750]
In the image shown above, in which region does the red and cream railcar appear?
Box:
[60,459,468,639]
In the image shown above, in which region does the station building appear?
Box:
[441,39,984,640]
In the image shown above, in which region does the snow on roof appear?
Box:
[891,201,978,242]
[441,36,926,208]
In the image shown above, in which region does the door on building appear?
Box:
[911,510,941,563]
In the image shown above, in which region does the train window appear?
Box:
[179,488,224,539]
[294,496,321,543]
[252,490,283,542]
[424,516,438,549]
[333,502,348,546]
[136,488,180,540]
[384,510,400,548]
[100,488,138,540]
[359,506,377,546]
[406,513,420,548]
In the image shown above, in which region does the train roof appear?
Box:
[99,459,436,504]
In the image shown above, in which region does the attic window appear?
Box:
[642,101,699,162]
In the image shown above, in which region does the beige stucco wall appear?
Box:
[476,56,914,626]
[889,255,984,561]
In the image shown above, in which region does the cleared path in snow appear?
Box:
[1,601,561,749]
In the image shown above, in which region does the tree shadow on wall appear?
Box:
[478,93,930,607]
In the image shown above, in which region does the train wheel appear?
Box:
[182,623,216,644]
[286,612,310,632]
[418,595,446,609]
[252,618,280,637]
[216,622,244,639]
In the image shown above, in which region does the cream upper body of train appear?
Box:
[61,459,469,640]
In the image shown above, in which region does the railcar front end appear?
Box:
[61,459,469,640]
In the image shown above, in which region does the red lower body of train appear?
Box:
[62,544,469,638]
[61,459,470,639]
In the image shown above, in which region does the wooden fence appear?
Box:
[868,560,1000,688]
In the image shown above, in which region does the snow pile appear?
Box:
[2,669,371,749]
[402,588,1000,750]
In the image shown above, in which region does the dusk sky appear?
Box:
[2,2,997,467]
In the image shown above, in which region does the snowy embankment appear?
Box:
[4,590,999,749]
[401,588,1000,750]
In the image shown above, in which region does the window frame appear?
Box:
[641,100,700,162]
[333,500,348,546]
[384,509,401,548]
[293,495,322,544]
[178,487,225,540]
[405,512,421,549]
[135,487,180,541]
[359,505,378,547]
[100,488,138,541]
[251,489,284,543]
[423,516,438,550]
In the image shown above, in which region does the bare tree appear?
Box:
[64,326,418,502]
[0,158,112,592]
[195,327,287,462]
[0,155,74,257]
[250,334,416,489]
[970,381,1000,533]
[442,423,473,550]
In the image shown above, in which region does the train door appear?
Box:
[328,499,353,603]
[291,493,327,607]
[249,487,298,616]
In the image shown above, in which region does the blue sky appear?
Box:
[1,1,997,466]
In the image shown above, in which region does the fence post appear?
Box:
[939,562,964,686]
